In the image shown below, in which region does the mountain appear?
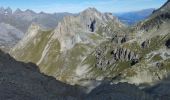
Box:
[114,8,155,25]
[10,8,125,85]
[0,7,73,51]
[9,0,170,99]
[0,49,167,100]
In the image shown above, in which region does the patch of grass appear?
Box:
[151,54,163,62]
[162,59,170,71]
[39,39,61,74]
[15,30,52,63]
[111,61,132,75]
[126,69,137,77]
[89,33,103,41]
[44,43,92,81]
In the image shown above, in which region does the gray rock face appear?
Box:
[111,34,129,44]
[94,43,139,70]
[141,40,150,48]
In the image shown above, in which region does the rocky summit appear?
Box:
[0,0,170,100]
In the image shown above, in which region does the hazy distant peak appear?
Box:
[0,7,12,15]
[84,7,98,12]
[14,8,23,14]
[25,9,36,14]
[0,7,5,14]
[0,7,4,10]
[39,11,46,14]
[5,7,12,14]
[6,7,12,11]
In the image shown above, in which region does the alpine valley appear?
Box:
[0,0,170,100]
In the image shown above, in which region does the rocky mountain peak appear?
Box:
[25,23,43,37]
[81,7,100,14]
[80,7,114,22]
[0,7,4,10]
[0,7,5,14]
[0,7,12,15]
[14,8,23,14]
[5,7,12,15]
[25,9,36,14]
[53,7,120,51]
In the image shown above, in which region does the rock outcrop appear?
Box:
[94,46,139,70]
[141,40,150,48]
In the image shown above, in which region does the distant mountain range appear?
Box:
[0,7,73,32]
[114,8,155,25]
[0,7,73,51]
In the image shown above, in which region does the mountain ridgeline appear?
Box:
[0,0,169,99]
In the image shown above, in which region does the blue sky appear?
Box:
[0,0,167,13]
